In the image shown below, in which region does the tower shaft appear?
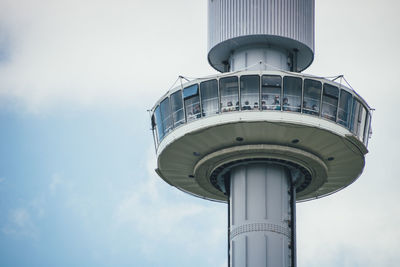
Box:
[150,0,371,266]
[229,163,295,267]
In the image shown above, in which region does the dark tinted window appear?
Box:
[283,76,302,112]
[154,105,163,141]
[338,89,352,128]
[303,79,321,116]
[240,75,260,110]
[183,84,201,122]
[170,90,184,127]
[160,97,173,135]
[350,99,361,135]
[322,84,339,121]
[350,98,367,141]
[220,76,239,113]
[200,79,219,117]
[261,75,281,110]
[363,112,371,146]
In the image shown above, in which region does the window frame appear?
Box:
[183,84,202,122]
[219,76,239,113]
[321,83,339,122]
[282,76,302,113]
[240,75,261,111]
[261,74,282,111]
[302,78,322,116]
[170,89,185,127]
[200,79,220,118]
[337,88,353,128]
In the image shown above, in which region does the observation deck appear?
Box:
[150,70,372,202]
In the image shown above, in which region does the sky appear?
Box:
[0,0,399,266]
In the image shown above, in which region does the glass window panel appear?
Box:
[240,75,260,110]
[200,79,219,117]
[170,90,184,127]
[322,84,339,121]
[183,84,199,98]
[350,98,361,135]
[184,84,201,122]
[261,75,282,110]
[283,76,302,112]
[367,117,372,147]
[350,99,367,142]
[338,89,352,128]
[303,79,321,116]
[151,114,157,146]
[154,106,164,142]
[160,97,173,135]
[358,105,367,141]
[363,112,371,146]
[220,76,239,113]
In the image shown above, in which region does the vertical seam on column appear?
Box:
[232,239,235,267]
[282,235,284,266]
[265,234,268,267]
[265,165,268,220]
[245,235,248,267]
[245,166,248,221]
[283,235,286,267]
[280,166,283,222]
[232,173,235,226]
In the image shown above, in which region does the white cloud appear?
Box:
[295,3,400,264]
[11,209,30,228]
[297,175,400,267]
[0,0,213,113]
[49,173,64,195]
[48,173,94,225]
[113,147,226,260]
[219,260,228,267]
[1,194,46,239]
[0,0,398,266]
[2,208,38,238]
[0,177,5,183]
[29,196,46,218]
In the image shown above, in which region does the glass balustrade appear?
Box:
[152,73,371,148]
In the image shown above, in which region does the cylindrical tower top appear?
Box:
[208,0,315,72]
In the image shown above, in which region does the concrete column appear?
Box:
[229,163,293,267]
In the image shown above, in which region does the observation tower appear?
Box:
[150,1,372,266]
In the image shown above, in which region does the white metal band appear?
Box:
[230,223,290,240]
